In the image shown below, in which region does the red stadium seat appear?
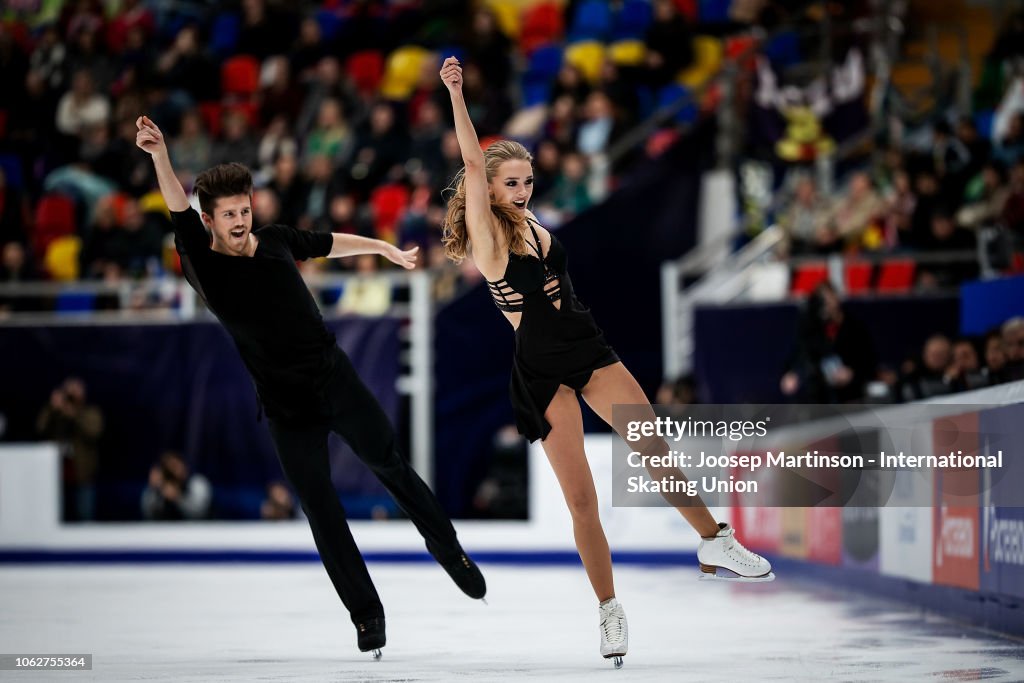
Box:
[346,50,385,96]
[725,34,757,71]
[221,55,260,97]
[875,259,916,293]
[32,194,76,267]
[520,2,565,55]
[844,260,872,294]
[673,0,698,21]
[198,102,224,137]
[370,184,410,241]
[790,262,829,295]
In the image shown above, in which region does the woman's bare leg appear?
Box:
[541,385,615,601]
[580,362,720,538]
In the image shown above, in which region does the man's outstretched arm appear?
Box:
[328,234,419,270]
[135,115,189,212]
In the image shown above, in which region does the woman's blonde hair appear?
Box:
[442,139,534,264]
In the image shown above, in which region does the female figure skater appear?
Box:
[438,57,772,667]
[135,115,484,660]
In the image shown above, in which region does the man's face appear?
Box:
[203,194,254,256]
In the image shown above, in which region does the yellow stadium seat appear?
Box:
[564,40,606,84]
[44,234,81,282]
[608,39,646,67]
[139,190,169,218]
[486,0,522,38]
[678,36,723,89]
[380,46,434,100]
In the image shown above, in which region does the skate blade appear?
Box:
[371,648,382,661]
[598,651,622,667]
[698,567,776,583]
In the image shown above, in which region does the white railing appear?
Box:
[661,227,784,381]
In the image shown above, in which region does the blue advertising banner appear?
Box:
[979,403,1024,599]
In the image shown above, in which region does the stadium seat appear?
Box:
[763,30,801,70]
[656,84,698,124]
[673,0,699,21]
[221,55,260,97]
[209,12,240,58]
[380,46,432,101]
[526,43,564,81]
[0,153,24,190]
[486,0,521,38]
[698,0,731,23]
[44,235,82,282]
[370,184,411,239]
[197,102,224,138]
[569,0,612,42]
[520,2,564,55]
[564,41,606,84]
[725,33,757,71]
[875,259,916,293]
[347,50,385,95]
[315,9,344,42]
[844,260,873,294]
[612,0,654,40]
[790,262,830,295]
[55,290,97,313]
[608,40,646,67]
[521,43,564,104]
[678,35,723,89]
[32,194,76,265]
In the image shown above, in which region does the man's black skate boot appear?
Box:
[356,616,386,657]
[428,542,487,599]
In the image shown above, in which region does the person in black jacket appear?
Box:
[134,115,484,658]
[781,280,878,403]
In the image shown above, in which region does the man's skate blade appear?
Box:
[698,567,776,583]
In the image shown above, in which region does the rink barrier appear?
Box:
[733,381,1024,638]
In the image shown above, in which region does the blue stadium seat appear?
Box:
[612,0,654,41]
[569,0,612,42]
[521,81,551,107]
[763,30,801,70]
[315,10,343,43]
[0,153,24,190]
[55,291,97,314]
[974,109,995,140]
[209,13,240,58]
[698,0,732,23]
[526,43,564,81]
[657,84,697,124]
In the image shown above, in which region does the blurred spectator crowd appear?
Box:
[0,0,755,315]
[768,8,1024,293]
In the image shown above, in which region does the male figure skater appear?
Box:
[135,115,484,658]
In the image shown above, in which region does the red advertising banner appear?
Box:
[932,412,980,591]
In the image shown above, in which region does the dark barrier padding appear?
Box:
[0,317,401,520]
[433,123,713,516]
[693,295,961,403]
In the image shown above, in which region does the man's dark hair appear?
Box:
[193,163,253,216]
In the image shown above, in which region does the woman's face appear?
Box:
[489,159,534,216]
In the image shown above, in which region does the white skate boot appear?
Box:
[697,522,775,582]
[598,597,628,669]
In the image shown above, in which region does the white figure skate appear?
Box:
[697,522,775,582]
[599,597,628,669]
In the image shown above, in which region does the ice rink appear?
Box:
[2,562,1022,682]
